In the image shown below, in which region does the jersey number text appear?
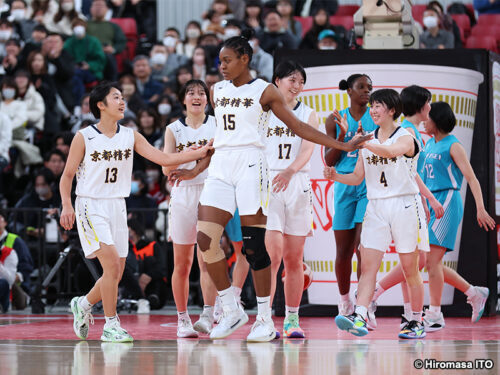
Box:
[278,144,292,160]
[105,168,118,183]
[223,114,235,130]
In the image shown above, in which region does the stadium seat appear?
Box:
[471,24,500,48]
[111,17,138,72]
[465,35,498,53]
[329,15,354,30]
[294,16,313,37]
[335,5,359,16]
[451,14,471,38]
[412,4,427,24]
[477,14,500,26]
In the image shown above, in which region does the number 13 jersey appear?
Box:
[76,125,135,199]
[361,126,419,200]
[213,78,271,150]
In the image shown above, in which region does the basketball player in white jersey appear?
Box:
[162,80,218,338]
[195,29,370,342]
[265,61,318,339]
[59,82,212,343]
[325,89,427,339]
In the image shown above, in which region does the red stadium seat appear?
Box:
[294,16,313,37]
[470,24,500,48]
[329,15,354,30]
[335,5,359,16]
[451,14,471,38]
[412,4,427,24]
[477,14,500,26]
[465,35,498,52]
[111,17,138,72]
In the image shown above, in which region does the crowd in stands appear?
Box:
[0,0,497,311]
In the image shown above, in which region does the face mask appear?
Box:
[0,30,12,40]
[163,36,177,49]
[73,25,86,38]
[158,103,171,115]
[36,186,50,197]
[47,63,57,75]
[423,16,438,29]
[151,53,167,66]
[319,45,336,50]
[61,2,74,12]
[10,9,26,21]
[248,40,256,51]
[186,28,200,39]
[2,88,15,99]
[223,28,240,40]
[130,181,140,195]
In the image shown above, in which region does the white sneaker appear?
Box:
[70,296,94,340]
[468,286,489,323]
[177,317,199,338]
[136,299,150,314]
[246,316,277,342]
[366,301,377,330]
[100,342,133,367]
[210,306,249,340]
[213,296,223,323]
[338,299,354,316]
[423,309,445,332]
[193,311,214,334]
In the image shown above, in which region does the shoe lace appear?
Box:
[406,320,420,331]
[82,310,94,325]
[286,314,300,328]
[179,318,193,329]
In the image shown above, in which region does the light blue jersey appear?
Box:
[332,107,377,231]
[335,108,378,173]
[421,135,463,192]
[401,119,425,175]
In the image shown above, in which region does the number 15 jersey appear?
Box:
[361,126,419,200]
[213,78,271,150]
[76,125,135,199]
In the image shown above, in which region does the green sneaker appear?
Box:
[101,322,134,343]
[335,313,369,337]
[70,296,94,340]
[283,314,305,338]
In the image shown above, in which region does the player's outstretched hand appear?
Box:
[323,166,336,180]
[477,208,496,231]
[332,110,348,135]
[429,197,444,219]
[272,168,294,193]
[60,205,75,231]
[168,168,195,186]
[344,133,372,151]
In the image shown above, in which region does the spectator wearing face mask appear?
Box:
[0,76,28,141]
[420,6,454,49]
[0,20,19,58]
[249,35,273,82]
[9,0,37,41]
[126,171,158,231]
[46,0,86,38]
[162,27,183,56]
[317,29,340,50]
[155,94,176,128]
[150,43,188,84]
[190,46,211,81]
[179,21,203,59]
[119,74,146,119]
[14,69,45,134]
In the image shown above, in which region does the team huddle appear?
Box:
[59,30,495,343]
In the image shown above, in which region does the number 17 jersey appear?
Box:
[76,125,135,199]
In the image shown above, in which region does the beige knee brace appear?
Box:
[197,221,226,264]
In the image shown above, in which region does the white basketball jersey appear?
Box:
[76,125,135,199]
[361,127,419,200]
[266,101,314,171]
[213,78,271,150]
[168,115,216,186]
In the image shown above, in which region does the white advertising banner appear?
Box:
[300,64,483,306]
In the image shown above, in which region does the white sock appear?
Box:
[355,305,368,320]
[404,302,412,317]
[104,315,118,327]
[232,286,242,298]
[412,311,422,322]
[340,293,350,302]
[429,305,441,314]
[285,305,299,319]
[79,296,93,312]
[219,287,238,312]
[177,311,189,320]
[373,283,385,300]
[465,286,477,298]
[203,305,214,316]
[256,296,271,319]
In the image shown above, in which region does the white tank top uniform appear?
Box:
[200,78,272,216]
[360,127,426,253]
[168,116,216,244]
[266,101,314,236]
[75,125,135,258]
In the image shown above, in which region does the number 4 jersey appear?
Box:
[361,126,419,200]
[76,125,135,198]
